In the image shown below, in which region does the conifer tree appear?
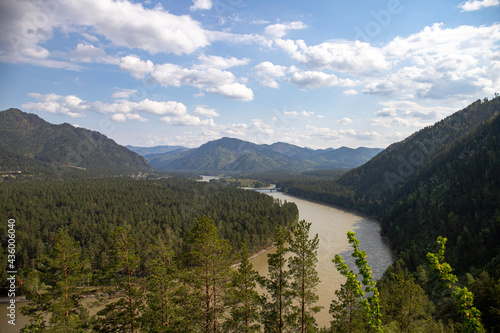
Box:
[93,227,143,333]
[141,236,184,332]
[187,216,233,333]
[224,240,261,332]
[21,227,90,332]
[261,225,292,333]
[288,219,322,332]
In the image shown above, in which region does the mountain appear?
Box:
[126,145,191,159]
[146,137,382,174]
[0,108,152,175]
[280,96,500,276]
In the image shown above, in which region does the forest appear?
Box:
[9,215,497,332]
[274,97,500,331]
[0,177,299,277]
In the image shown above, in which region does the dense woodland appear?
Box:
[0,177,298,281]
[276,97,500,331]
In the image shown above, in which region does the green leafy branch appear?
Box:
[333,231,382,332]
[427,236,485,333]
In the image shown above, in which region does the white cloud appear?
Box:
[343,89,358,96]
[118,56,254,101]
[112,113,148,122]
[22,93,189,121]
[112,89,138,99]
[337,117,353,125]
[119,55,154,79]
[253,62,291,88]
[264,21,307,38]
[193,106,220,117]
[195,54,250,70]
[0,0,212,67]
[459,0,500,11]
[289,71,343,90]
[282,39,390,75]
[22,93,90,118]
[284,111,314,117]
[371,100,456,128]
[362,23,500,100]
[160,114,215,126]
[190,0,213,11]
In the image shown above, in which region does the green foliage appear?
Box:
[224,241,262,332]
[333,231,382,333]
[93,227,143,333]
[288,219,322,332]
[186,215,233,332]
[0,177,298,290]
[427,237,485,333]
[260,225,293,333]
[20,228,90,332]
[378,263,437,332]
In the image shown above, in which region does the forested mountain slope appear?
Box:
[280,97,500,275]
[147,137,382,174]
[0,108,152,174]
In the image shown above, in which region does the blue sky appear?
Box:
[0,0,499,149]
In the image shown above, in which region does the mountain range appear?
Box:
[130,138,382,174]
[0,108,152,175]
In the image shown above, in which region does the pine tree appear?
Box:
[261,225,293,333]
[187,216,233,333]
[93,227,143,333]
[329,280,368,333]
[141,236,184,332]
[224,240,261,332]
[288,219,322,332]
[21,227,90,332]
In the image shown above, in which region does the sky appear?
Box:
[0,0,499,149]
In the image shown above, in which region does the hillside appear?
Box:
[146,137,382,174]
[280,97,500,274]
[0,108,152,177]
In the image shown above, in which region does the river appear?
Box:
[250,191,393,329]
[1,191,393,331]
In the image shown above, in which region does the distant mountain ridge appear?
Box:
[0,108,152,174]
[142,137,382,174]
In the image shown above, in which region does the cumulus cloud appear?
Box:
[112,113,148,122]
[195,54,250,70]
[160,114,215,126]
[278,39,390,75]
[343,89,358,96]
[284,111,314,117]
[112,88,139,99]
[193,106,220,117]
[253,62,292,88]
[119,55,155,79]
[372,100,456,128]
[459,0,500,11]
[337,117,353,125]
[362,23,500,100]
[264,21,307,38]
[190,0,213,11]
[22,93,90,118]
[118,56,254,101]
[0,0,212,68]
[289,70,358,90]
[21,93,189,122]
